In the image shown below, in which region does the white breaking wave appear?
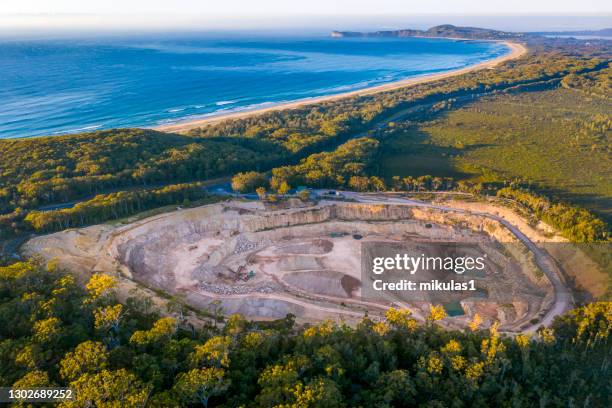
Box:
[52,124,102,134]
[215,100,238,106]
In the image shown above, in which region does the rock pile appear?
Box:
[234,235,259,254]
[198,281,279,295]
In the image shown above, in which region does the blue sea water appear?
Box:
[0,34,508,139]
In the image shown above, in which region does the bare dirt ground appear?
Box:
[437,198,609,299]
[23,195,575,332]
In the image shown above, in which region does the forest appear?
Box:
[0,261,610,407]
[496,187,610,243]
[267,137,381,190]
[0,32,610,408]
[0,43,610,241]
[1,182,221,237]
[227,135,609,245]
[0,130,285,214]
[377,84,611,219]
[1,50,607,213]
[23,182,214,233]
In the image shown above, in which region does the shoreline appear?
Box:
[156,41,527,133]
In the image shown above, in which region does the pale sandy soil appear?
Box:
[438,200,567,245]
[438,199,609,298]
[24,198,557,331]
[156,41,527,133]
[172,237,225,290]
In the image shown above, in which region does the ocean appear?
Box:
[0,34,509,139]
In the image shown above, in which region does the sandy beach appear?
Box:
[156,41,527,133]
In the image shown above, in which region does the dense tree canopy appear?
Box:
[0,36,609,407]
[0,261,610,407]
[497,187,610,242]
[269,137,380,190]
[231,172,268,193]
[23,182,214,233]
[1,46,610,240]
[0,130,284,215]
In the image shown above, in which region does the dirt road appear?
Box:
[331,191,573,332]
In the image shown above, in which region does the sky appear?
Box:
[2,0,611,15]
[1,1,610,35]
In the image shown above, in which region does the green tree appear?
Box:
[293,377,344,408]
[173,367,229,408]
[62,369,150,408]
[86,273,118,303]
[277,181,291,195]
[130,317,177,346]
[190,336,232,368]
[60,341,108,381]
[231,171,267,193]
[12,370,51,388]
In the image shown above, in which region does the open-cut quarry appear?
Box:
[24,197,572,332]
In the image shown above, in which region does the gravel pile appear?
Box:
[198,281,279,295]
[234,235,259,254]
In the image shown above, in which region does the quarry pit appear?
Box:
[25,199,561,332]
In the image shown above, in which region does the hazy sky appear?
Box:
[3,0,611,15]
[1,1,610,36]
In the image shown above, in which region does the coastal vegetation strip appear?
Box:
[155,42,527,133]
[1,41,609,245]
[0,27,610,406]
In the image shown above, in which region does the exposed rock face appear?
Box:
[23,201,555,329]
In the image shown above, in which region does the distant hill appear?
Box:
[530,28,612,37]
[331,24,530,40]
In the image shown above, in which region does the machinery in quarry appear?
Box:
[25,196,576,333]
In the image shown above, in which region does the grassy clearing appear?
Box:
[380,88,612,220]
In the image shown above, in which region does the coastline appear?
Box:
[156,41,527,133]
